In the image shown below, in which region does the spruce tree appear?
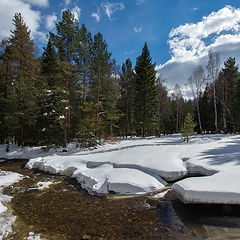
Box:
[181,113,196,143]
[218,57,239,132]
[118,58,135,137]
[134,42,157,137]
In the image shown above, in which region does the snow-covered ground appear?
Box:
[1,134,240,204]
[0,170,23,239]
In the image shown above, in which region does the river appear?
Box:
[1,159,240,240]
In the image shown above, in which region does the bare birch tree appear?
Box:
[173,84,183,132]
[207,50,220,132]
[188,65,205,134]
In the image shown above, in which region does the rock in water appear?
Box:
[157,200,187,232]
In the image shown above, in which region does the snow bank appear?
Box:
[72,163,166,194]
[2,134,240,204]
[173,134,240,204]
[0,170,23,239]
[27,158,166,195]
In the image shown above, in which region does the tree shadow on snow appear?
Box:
[200,139,240,166]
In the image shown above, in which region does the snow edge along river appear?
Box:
[1,134,240,204]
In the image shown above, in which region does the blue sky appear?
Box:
[1,0,240,90]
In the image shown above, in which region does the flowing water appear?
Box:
[172,200,240,240]
[1,159,240,240]
[0,159,197,240]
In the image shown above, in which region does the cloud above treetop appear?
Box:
[0,0,41,38]
[45,14,57,31]
[101,1,124,19]
[92,10,100,22]
[23,0,49,8]
[157,5,240,90]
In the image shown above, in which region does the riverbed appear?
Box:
[0,159,198,240]
[1,159,240,239]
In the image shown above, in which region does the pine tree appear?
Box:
[50,9,79,148]
[89,32,119,140]
[0,39,11,143]
[76,24,92,101]
[4,13,38,146]
[74,24,93,145]
[134,42,157,137]
[118,58,135,137]
[181,113,196,143]
[38,38,65,145]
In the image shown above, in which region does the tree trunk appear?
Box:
[223,106,227,133]
[20,117,24,147]
[96,70,100,136]
[176,101,179,133]
[63,115,67,149]
[63,71,69,148]
[197,99,203,134]
[125,101,129,138]
[83,68,86,102]
[213,83,218,132]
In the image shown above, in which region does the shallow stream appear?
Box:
[1,159,240,240]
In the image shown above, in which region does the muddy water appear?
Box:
[0,160,198,240]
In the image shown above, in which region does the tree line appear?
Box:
[0,11,239,148]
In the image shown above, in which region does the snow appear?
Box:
[0,170,23,239]
[24,232,42,240]
[172,134,240,204]
[27,181,60,191]
[1,134,240,204]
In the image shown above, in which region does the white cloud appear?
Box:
[136,0,144,5]
[124,50,135,55]
[92,10,100,22]
[23,0,49,7]
[0,0,41,38]
[190,7,199,11]
[134,26,142,33]
[101,1,124,19]
[65,0,71,6]
[45,14,57,30]
[157,5,240,90]
[34,30,47,44]
[71,6,81,20]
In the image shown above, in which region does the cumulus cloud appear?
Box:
[92,10,100,22]
[45,14,57,30]
[23,0,49,7]
[101,1,124,19]
[157,5,240,90]
[71,6,81,20]
[134,26,142,33]
[0,0,41,38]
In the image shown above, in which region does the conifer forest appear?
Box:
[1,10,240,148]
